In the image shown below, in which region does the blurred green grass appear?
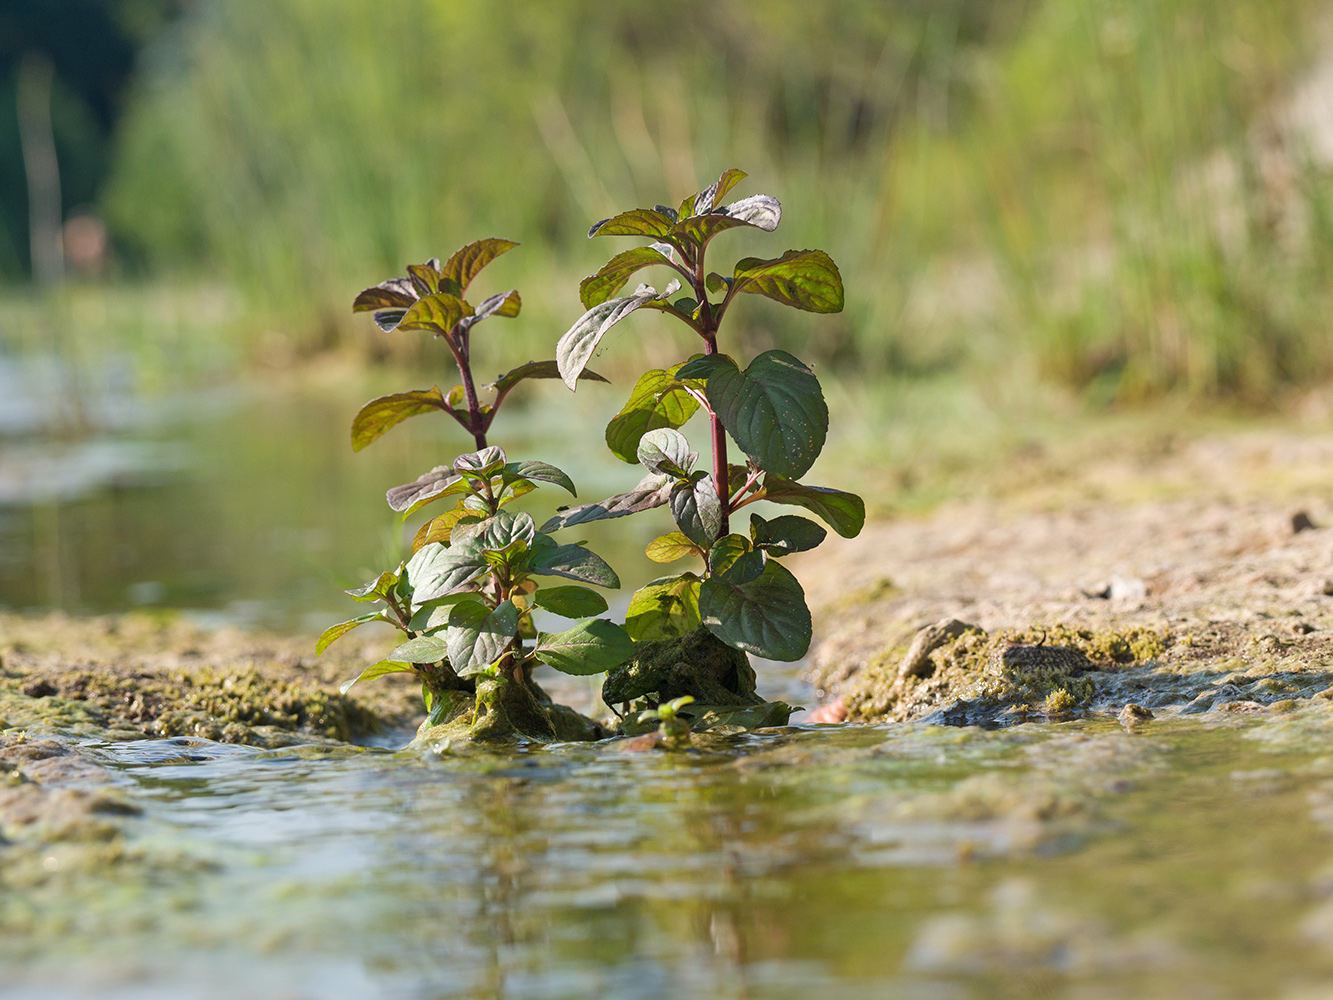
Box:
[22,0,1333,405]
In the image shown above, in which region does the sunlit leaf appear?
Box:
[386,466,470,516]
[587,208,676,240]
[353,277,416,312]
[315,611,388,656]
[458,290,521,334]
[699,560,811,661]
[707,534,766,586]
[408,592,487,633]
[749,512,827,555]
[405,540,489,604]
[339,659,415,695]
[446,599,519,674]
[534,619,635,675]
[755,475,865,538]
[686,168,748,217]
[482,360,609,396]
[624,572,703,642]
[670,473,722,548]
[731,249,843,313]
[411,506,473,552]
[539,473,674,532]
[604,366,701,464]
[579,246,675,308]
[439,238,519,296]
[345,567,401,603]
[704,350,828,480]
[556,281,680,390]
[351,387,450,452]
[637,427,695,479]
[406,261,441,296]
[397,292,471,336]
[388,634,451,663]
[677,194,782,245]
[530,586,609,618]
[645,531,701,564]
[503,460,576,496]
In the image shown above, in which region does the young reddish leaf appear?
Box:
[439,238,519,296]
[458,290,521,334]
[353,276,417,312]
[587,208,676,239]
[406,261,442,296]
[351,387,450,452]
[676,194,781,245]
[731,249,843,313]
[397,292,471,336]
[684,168,748,217]
[579,246,675,308]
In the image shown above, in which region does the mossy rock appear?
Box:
[603,627,761,709]
[618,700,796,737]
[406,678,607,749]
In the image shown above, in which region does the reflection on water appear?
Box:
[4,717,1333,999]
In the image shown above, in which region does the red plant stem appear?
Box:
[445,327,488,450]
[694,252,729,539]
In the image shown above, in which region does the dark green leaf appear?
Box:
[587,208,676,239]
[580,246,675,309]
[624,573,702,641]
[534,619,635,675]
[705,350,828,480]
[645,531,701,563]
[503,461,576,496]
[731,249,843,313]
[637,427,695,478]
[556,281,680,390]
[353,277,417,312]
[540,473,675,532]
[408,592,488,633]
[531,586,609,618]
[604,366,702,464]
[446,600,519,674]
[457,290,521,333]
[482,360,609,395]
[749,513,827,555]
[388,635,451,663]
[386,466,470,516]
[315,611,388,655]
[674,353,735,381]
[351,387,449,452]
[339,659,415,695]
[707,534,766,585]
[397,292,471,336]
[528,540,621,588]
[405,540,489,603]
[756,475,865,538]
[699,560,811,661]
[670,473,723,547]
[439,238,519,296]
[345,566,401,603]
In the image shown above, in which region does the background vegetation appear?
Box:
[4,0,1333,405]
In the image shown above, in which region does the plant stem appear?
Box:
[445,328,488,450]
[694,253,729,539]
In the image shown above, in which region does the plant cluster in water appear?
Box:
[318,169,864,742]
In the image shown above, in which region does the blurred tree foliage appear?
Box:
[0,0,182,277]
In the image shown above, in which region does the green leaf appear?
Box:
[637,427,695,479]
[624,573,702,641]
[674,353,734,381]
[353,277,416,313]
[757,476,866,538]
[351,387,449,452]
[731,249,843,313]
[315,611,388,655]
[503,461,576,496]
[453,445,508,476]
[707,534,766,586]
[397,292,471,336]
[457,290,521,333]
[531,586,609,618]
[446,600,519,674]
[556,281,681,390]
[408,592,488,633]
[587,208,676,240]
[534,619,635,675]
[539,473,674,532]
[439,238,519,296]
[339,659,415,695]
[345,566,401,603]
[405,540,489,604]
[528,539,621,588]
[388,635,451,663]
[406,261,441,296]
[677,194,782,244]
[749,513,827,555]
[685,168,748,217]
[699,560,811,661]
[580,246,676,308]
[452,510,536,555]
[604,366,702,464]
[386,466,470,516]
[705,350,828,480]
[670,473,722,548]
[645,531,701,563]
[482,360,609,396]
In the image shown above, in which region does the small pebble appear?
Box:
[1118,703,1154,727]
[1293,511,1318,534]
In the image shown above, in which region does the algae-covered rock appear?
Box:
[603,627,761,709]
[618,700,796,737]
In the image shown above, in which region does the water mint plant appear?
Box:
[546,169,865,688]
[317,239,634,741]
